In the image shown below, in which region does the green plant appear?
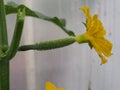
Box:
[0,0,112,90]
[0,1,76,90]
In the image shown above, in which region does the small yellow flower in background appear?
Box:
[46,81,65,90]
[76,6,112,64]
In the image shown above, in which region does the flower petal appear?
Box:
[46,82,56,90]
[46,82,65,90]
[96,38,112,57]
[80,6,112,64]
[81,7,91,19]
[88,15,106,37]
[99,55,108,64]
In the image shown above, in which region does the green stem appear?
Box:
[0,0,9,90]
[0,0,8,46]
[18,37,75,51]
[0,60,9,90]
[3,8,25,60]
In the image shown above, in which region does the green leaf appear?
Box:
[5,1,75,36]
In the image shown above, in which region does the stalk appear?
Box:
[3,8,25,61]
[0,61,9,90]
[0,0,9,90]
[0,0,8,45]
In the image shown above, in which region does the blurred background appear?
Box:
[5,0,119,90]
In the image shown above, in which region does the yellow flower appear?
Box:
[76,6,112,64]
[46,81,65,90]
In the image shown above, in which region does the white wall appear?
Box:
[6,0,120,90]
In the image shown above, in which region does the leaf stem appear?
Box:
[5,2,75,36]
[3,8,25,60]
[0,0,8,46]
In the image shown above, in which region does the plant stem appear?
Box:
[0,0,9,90]
[3,8,25,61]
[0,60,9,90]
[0,0,8,46]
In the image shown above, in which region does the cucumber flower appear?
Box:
[76,6,112,64]
[46,81,65,90]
